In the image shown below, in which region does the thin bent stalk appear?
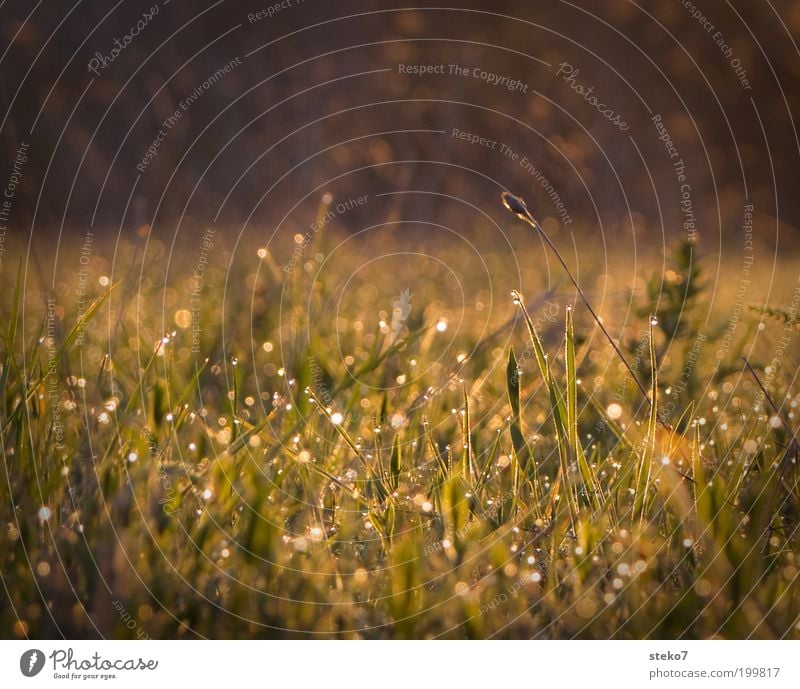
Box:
[512,290,579,531]
[633,320,659,526]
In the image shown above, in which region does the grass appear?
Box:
[1,195,799,639]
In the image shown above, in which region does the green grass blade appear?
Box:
[633,320,658,525]
[565,306,603,511]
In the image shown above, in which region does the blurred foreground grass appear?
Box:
[1,216,799,639]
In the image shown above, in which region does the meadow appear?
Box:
[1,192,799,639]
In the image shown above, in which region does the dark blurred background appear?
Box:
[1,0,799,246]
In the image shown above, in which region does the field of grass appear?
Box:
[1,193,799,639]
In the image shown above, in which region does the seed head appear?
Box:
[500,191,530,220]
